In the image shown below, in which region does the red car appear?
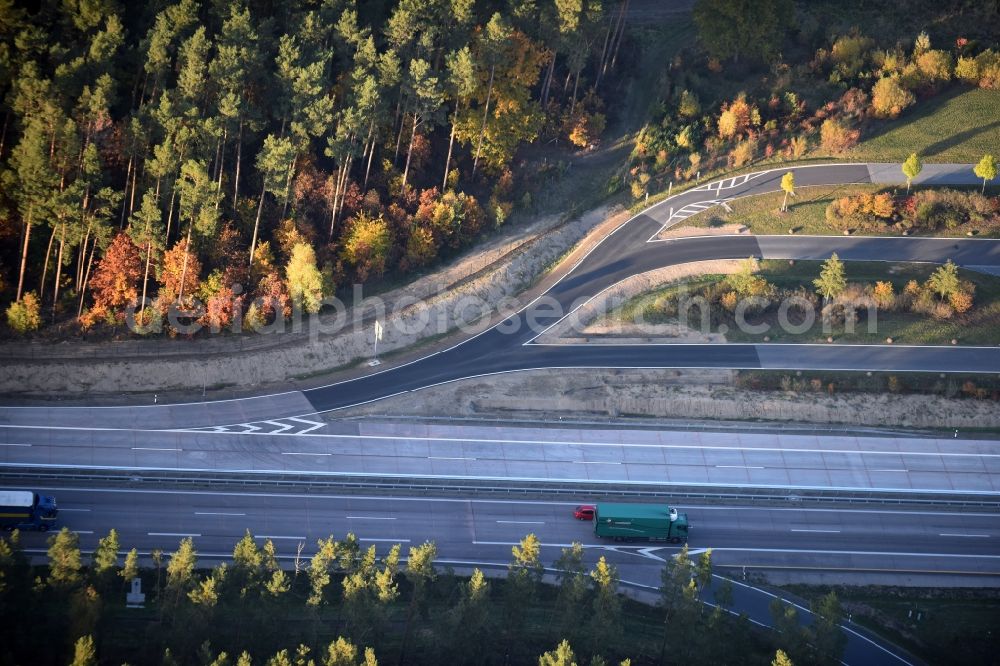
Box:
[573,505,595,520]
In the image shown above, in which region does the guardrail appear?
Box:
[2,466,998,508]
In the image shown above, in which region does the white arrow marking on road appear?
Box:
[263,420,294,434]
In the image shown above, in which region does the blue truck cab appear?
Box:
[0,490,59,531]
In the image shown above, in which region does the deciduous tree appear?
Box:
[902,152,922,193]
[974,154,997,193]
[285,242,323,314]
[693,0,793,63]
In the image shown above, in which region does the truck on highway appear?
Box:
[0,490,58,532]
[593,503,688,543]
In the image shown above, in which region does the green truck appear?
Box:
[593,503,689,543]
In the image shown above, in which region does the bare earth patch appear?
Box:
[657,223,749,239]
[336,368,1000,429]
[0,204,630,396]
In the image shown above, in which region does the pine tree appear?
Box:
[927,260,960,300]
[442,47,477,190]
[91,528,120,580]
[538,640,578,666]
[166,537,197,603]
[588,556,621,654]
[399,541,435,662]
[813,253,846,301]
[69,635,97,666]
[128,189,166,314]
[553,543,588,645]
[120,548,139,584]
[400,58,442,194]
[9,119,56,301]
[47,527,82,588]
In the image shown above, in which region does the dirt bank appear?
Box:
[336,368,1000,429]
[536,260,742,344]
[0,204,630,396]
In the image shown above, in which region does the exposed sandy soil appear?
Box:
[0,204,631,396]
[336,368,1000,429]
[657,223,748,239]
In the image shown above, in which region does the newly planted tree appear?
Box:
[780,171,795,211]
[902,152,922,193]
[974,154,997,193]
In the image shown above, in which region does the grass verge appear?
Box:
[602,260,1000,346]
[850,87,1000,163]
[782,584,1000,666]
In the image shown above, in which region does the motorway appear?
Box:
[10,484,999,666]
[3,162,1000,665]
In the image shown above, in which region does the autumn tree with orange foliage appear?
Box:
[157,239,202,310]
[84,233,142,325]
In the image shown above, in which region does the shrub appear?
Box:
[873,281,895,309]
[915,49,953,82]
[830,33,875,78]
[820,118,860,153]
[871,76,915,117]
[678,90,701,118]
[955,55,979,84]
[949,290,973,313]
[6,293,42,334]
[729,137,757,167]
[720,290,738,312]
[789,135,808,158]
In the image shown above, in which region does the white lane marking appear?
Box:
[573,460,621,465]
[871,469,908,473]
[280,452,331,456]
[148,532,201,537]
[73,530,94,534]
[12,461,1000,495]
[637,547,667,562]
[132,447,182,451]
[35,486,1000,516]
[428,456,476,461]
[141,424,1000,460]
[194,511,246,516]
[474,540,1000,559]
[0,443,31,447]
[58,508,91,512]
[346,516,397,521]
[939,533,989,538]
[359,537,411,543]
[496,520,545,525]
[791,529,842,534]
[263,420,294,434]
[257,535,305,540]
[716,465,765,469]
[287,417,326,434]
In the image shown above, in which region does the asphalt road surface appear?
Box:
[16,485,998,666]
[2,163,1000,425]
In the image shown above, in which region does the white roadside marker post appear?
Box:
[369,320,383,366]
[369,320,383,367]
